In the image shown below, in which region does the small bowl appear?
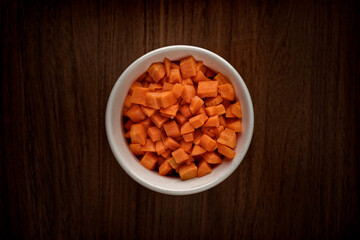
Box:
[106,45,254,195]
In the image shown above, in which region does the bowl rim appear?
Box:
[105,45,254,195]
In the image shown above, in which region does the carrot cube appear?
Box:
[129,143,145,156]
[205,95,223,107]
[180,140,193,153]
[181,85,196,103]
[140,152,158,170]
[146,92,161,109]
[139,117,153,129]
[182,132,194,142]
[203,152,222,164]
[180,121,195,134]
[131,87,150,104]
[160,103,179,117]
[190,95,204,114]
[192,70,210,83]
[155,140,166,155]
[124,95,132,108]
[161,149,172,159]
[159,160,173,176]
[180,56,197,79]
[157,91,177,108]
[175,112,188,125]
[127,104,147,122]
[226,119,242,132]
[203,115,220,127]
[172,148,189,164]
[124,119,134,130]
[168,157,181,169]
[179,104,192,118]
[178,162,198,181]
[218,144,236,159]
[140,138,156,152]
[218,83,235,101]
[231,101,242,118]
[164,57,171,77]
[205,104,226,116]
[197,81,219,98]
[150,112,168,128]
[147,126,162,142]
[148,83,162,91]
[182,78,194,85]
[169,68,182,84]
[213,73,228,85]
[163,120,181,137]
[163,137,180,150]
[162,82,174,91]
[141,106,156,117]
[205,69,216,78]
[171,83,185,98]
[129,81,142,95]
[217,128,237,149]
[200,134,217,152]
[191,145,206,156]
[189,113,208,129]
[197,159,212,177]
[147,63,165,83]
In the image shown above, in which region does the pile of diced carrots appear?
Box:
[123,56,242,181]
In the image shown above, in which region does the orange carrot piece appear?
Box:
[140,152,158,170]
[141,106,156,117]
[129,81,142,95]
[139,117,153,129]
[192,70,210,83]
[181,85,196,103]
[161,149,172,159]
[170,62,180,69]
[190,95,204,114]
[189,113,208,129]
[179,104,192,118]
[205,69,216,78]
[157,91,177,108]
[172,148,189,164]
[203,152,222,164]
[180,121,195,134]
[164,57,171,77]
[171,83,185,98]
[136,72,147,82]
[124,95,132,108]
[160,103,179,117]
[124,119,134,130]
[159,160,173,176]
[163,137,180,150]
[182,132,194,142]
[144,75,154,83]
[213,73,228,84]
[129,143,145,156]
[125,131,131,139]
[140,138,156,152]
[180,140,193,153]
[168,157,181,169]
[146,92,161,109]
[196,106,206,115]
[147,126,162,142]
[162,82,174,91]
[203,127,217,139]
[148,83,162,91]
[205,95,223,107]
[175,112,188,125]
[219,115,226,127]
[147,63,165,83]
[203,115,220,128]
[197,81,219,98]
[225,104,237,118]
[215,125,225,138]
[163,120,181,138]
[217,128,237,148]
[155,140,166,155]
[197,159,212,177]
[127,104,147,122]
[180,56,197,79]
[200,134,217,152]
[169,68,182,84]
[191,145,206,156]
[157,156,166,166]
[218,144,236,159]
[150,112,168,128]
[196,61,207,74]
[226,119,242,132]
[218,83,235,101]
[231,101,242,118]
[179,162,197,181]
[182,78,194,85]
[205,104,226,116]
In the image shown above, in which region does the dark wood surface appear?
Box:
[1,0,359,239]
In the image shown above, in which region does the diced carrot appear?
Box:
[161,149,172,159]
[218,83,235,101]
[141,106,156,117]
[140,152,158,170]
[164,57,171,77]
[179,162,198,181]
[146,92,161,109]
[196,106,206,115]
[231,101,242,118]
[226,119,242,132]
[180,140,192,153]
[180,56,197,79]
[149,83,162,91]
[159,160,173,176]
[172,148,189,164]
[157,156,166,166]
[175,112,187,125]
[148,63,165,83]
[200,134,217,152]
[191,145,206,156]
[192,70,210,83]
[168,157,181,169]
[213,73,228,84]
[169,68,182,84]
[218,144,236,159]
[193,134,202,145]
[181,85,196,103]
[127,104,147,122]
[215,125,225,138]
[147,126,162,142]
[163,137,180,150]
[197,81,218,98]
[155,140,166,155]
[125,131,131,138]
[203,152,222,164]
[163,120,181,137]
[203,115,220,127]
[144,75,154,83]
[182,132,194,142]
[157,91,177,108]
[205,95,223,107]
[196,61,207,74]
[139,118,153,129]
[197,159,212,177]
[124,95,132,108]
[225,104,237,118]
[182,78,194,85]
[170,62,180,69]
[124,119,134,130]
[179,104,192,118]
[136,72,147,82]
[160,103,179,117]
[171,83,185,98]
[129,143,145,155]
[162,82,174,91]
[129,81,142,95]
[123,106,130,117]
[205,104,226,116]
[202,127,217,139]
[189,113,208,129]
[180,121,195,135]
[205,69,216,78]
[217,128,237,149]
[222,99,231,109]
[190,96,204,114]
[150,112,168,128]
[219,115,226,126]
[140,138,156,152]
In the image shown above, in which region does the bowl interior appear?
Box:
[106,45,254,195]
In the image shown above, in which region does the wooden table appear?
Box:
[1,0,359,239]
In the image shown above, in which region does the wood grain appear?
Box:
[1,0,359,239]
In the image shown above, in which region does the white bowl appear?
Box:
[105,45,254,195]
